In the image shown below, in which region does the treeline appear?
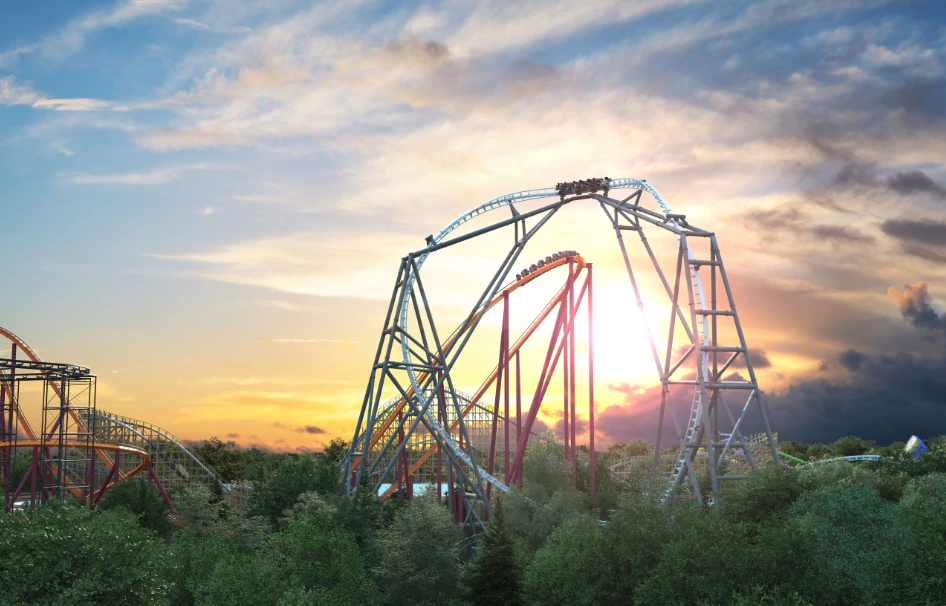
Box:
[2,434,946,605]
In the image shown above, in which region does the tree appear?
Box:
[716,466,804,524]
[520,432,573,503]
[247,454,339,525]
[370,495,463,605]
[898,473,946,602]
[463,501,524,606]
[830,436,874,457]
[524,515,602,605]
[787,484,911,605]
[172,483,225,535]
[322,437,349,464]
[269,508,380,605]
[0,500,170,604]
[97,478,172,537]
[191,437,256,483]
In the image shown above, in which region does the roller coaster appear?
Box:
[342,177,780,533]
[0,327,220,512]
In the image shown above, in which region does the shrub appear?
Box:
[0,501,170,604]
[247,454,339,526]
[97,478,172,537]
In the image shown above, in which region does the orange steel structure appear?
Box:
[349,253,585,479]
[0,327,174,511]
[344,246,596,532]
[375,255,591,501]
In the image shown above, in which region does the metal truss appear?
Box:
[343,178,779,528]
[77,409,224,493]
[1,328,176,511]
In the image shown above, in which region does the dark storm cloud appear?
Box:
[553,417,588,440]
[882,76,946,121]
[881,218,946,246]
[273,421,327,435]
[595,382,685,445]
[833,164,946,199]
[730,349,773,371]
[901,243,946,264]
[887,171,946,197]
[744,207,873,247]
[888,282,946,336]
[838,349,867,371]
[762,349,946,445]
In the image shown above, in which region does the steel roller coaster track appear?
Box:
[343,177,779,533]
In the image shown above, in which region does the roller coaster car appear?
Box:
[555,177,612,198]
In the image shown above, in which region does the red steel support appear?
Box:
[93,450,120,504]
[569,257,578,485]
[508,268,591,484]
[563,332,569,463]
[509,295,569,484]
[147,461,176,513]
[588,264,596,500]
[503,293,511,484]
[486,293,508,504]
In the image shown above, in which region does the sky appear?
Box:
[2,0,946,452]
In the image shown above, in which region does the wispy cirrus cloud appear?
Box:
[2,0,191,65]
[65,162,230,184]
[251,337,358,345]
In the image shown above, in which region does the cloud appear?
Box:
[49,141,75,156]
[198,206,216,216]
[146,229,423,300]
[888,282,946,337]
[886,170,946,198]
[0,75,43,105]
[66,162,227,185]
[881,218,946,246]
[255,299,302,311]
[833,164,946,199]
[763,349,946,445]
[744,206,873,247]
[730,349,773,371]
[838,348,867,371]
[274,421,327,435]
[251,338,357,345]
[6,0,191,63]
[32,98,113,112]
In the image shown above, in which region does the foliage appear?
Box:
[520,432,572,502]
[830,435,875,457]
[727,586,814,606]
[0,500,170,604]
[370,495,463,605]
[606,438,651,460]
[247,454,340,526]
[525,495,670,605]
[898,473,946,602]
[787,484,912,605]
[716,466,804,523]
[7,435,946,606]
[190,437,267,483]
[268,508,379,605]
[171,484,225,535]
[97,478,172,537]
[323,437,350,464]
[463,501,524,606]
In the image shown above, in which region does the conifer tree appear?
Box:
[464,500,525,606]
